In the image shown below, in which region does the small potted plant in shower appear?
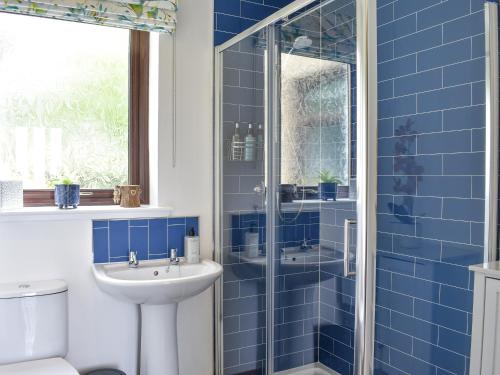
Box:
[54,177,80,209]
[318,171,341,201]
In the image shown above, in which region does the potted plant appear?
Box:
[54,177,80,209]
[318,171,341,201]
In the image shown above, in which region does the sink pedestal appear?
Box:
[140,303,179,375]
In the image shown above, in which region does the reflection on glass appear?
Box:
[281,54,350,186]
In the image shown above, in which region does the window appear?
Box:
[0,13,149,206]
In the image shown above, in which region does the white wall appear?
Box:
[0,0,214,373]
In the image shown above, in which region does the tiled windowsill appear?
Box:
[0,205,173,223]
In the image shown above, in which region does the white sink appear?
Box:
[92,258,222,375]
[93,258,222,305]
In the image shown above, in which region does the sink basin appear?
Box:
[92,258,222,375]
[93,258,222,305]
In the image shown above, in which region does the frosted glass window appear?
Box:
[281,53,350,186]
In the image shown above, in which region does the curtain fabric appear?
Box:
[0,0,176,32]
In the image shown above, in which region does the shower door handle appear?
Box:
[344,219,357,277]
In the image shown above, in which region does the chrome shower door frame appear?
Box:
[213,0,378,373]
[483,1,499,264]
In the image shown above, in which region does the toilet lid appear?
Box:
[0,358,78,375]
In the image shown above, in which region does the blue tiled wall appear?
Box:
[318,201,357,375]
[214,0,295,45]
[92,217,199,263]
[218,0,487,374]
[375,0,485,374]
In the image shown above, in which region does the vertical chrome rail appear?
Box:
[213,46,224,375]
[484,1,499,263]
[265,25,278,375]
[354,0,378,373]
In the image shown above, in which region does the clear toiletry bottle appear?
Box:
[244,123,256,161]
[185,227,200,264]
[256,124,264,160]
[231,122,241,160]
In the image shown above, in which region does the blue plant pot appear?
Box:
[318,182,337,201]
[54,184,80,209]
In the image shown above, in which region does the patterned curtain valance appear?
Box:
[0,0,177,32]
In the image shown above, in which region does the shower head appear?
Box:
[292,35,313,50]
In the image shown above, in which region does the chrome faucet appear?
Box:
[169,248,180,265]
[300,239,313,251]
[128,250,139,268]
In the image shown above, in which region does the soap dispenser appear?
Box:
[185,227,200,264]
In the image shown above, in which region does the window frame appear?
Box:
[21,29,150,207]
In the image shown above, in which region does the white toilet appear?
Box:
[0,279,78,374]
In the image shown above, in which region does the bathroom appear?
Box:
[0,0,496,374]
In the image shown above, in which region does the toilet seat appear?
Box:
[0,358,78,375]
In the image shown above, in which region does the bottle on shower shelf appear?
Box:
[231,122,241,160]
[256,124,264,159]
[244,123,256,161]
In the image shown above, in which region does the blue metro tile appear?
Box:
[438,326,471,356]
[375,324,412,353]
[393,68,442,96]
[442,198,484,222]
[129,219,148,226]
[149,219,168,254]
[443,105,485,131]
[443,58,485,87]
[392,234,441,260]
[417,130,471,154]
[376,288,413,315]
[378,54,416,81]
[440,285,473,312]
[391,311,439,345]
[241,1,277,20]
[415,217,470,243]
[377,252,415,276]
[412,338,466,374]
[414,299,468,332]
[92,220,108,229]
[415,259,469,289]
[417,39,471,72]
[471,222,484,246]
[443,152,484,176]
[93,228,109,263]
[215,0,241,16]
[391,273,440,304]
[416,176,471,198]
[417,84,471,113]
[168,224,186,256]
[109,220,129,258]
[441,242,484,266]
[394,25,442,58]
[130,226,148,260]
[417,0,469,30]
[393,0,440,18]
[379,95,417,118]
[394,112,442,135]
[390,348,437,375]
[378,14,416,44]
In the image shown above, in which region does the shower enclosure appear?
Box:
[214,0,377,374]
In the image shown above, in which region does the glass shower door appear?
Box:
[218,28,269,375]
[216,0,377,373]
[274,1,358,374]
